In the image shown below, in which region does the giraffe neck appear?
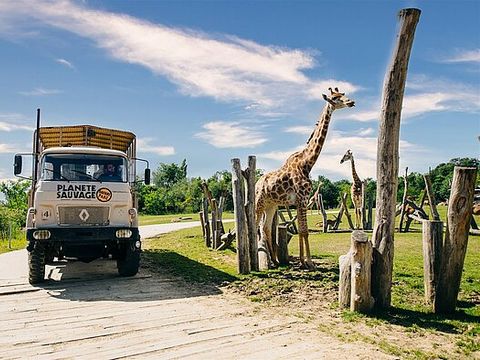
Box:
[302,103,334,173]
[350,157,362,187]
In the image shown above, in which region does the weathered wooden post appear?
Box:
[422,219,443,306]
[350,231,374,313]
[232,158,250,274]
[202,198,211,248]
[423,174,440,221]
[338,252,351,308]
[371,8,421,309]
[435,166,477,313]
[211,199,218,249]
[340,192,355,230]
[399,167,409,232]
[319,194,328,233]
[361,181,367,230]
[245,156,259,271]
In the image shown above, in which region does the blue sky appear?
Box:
[0,0,478,183]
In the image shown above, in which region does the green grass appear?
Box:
[0,235,26,254]
[139,212,234,226]
[142,207,480,359]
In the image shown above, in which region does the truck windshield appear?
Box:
[41,154,128,182]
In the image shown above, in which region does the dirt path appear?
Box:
[0,224,394,359]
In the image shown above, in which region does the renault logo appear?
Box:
[79,209,90,222]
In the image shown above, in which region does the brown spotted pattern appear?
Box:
[255,88,355,269]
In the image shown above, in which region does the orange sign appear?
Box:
[96,187,112,202]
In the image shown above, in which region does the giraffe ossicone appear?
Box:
[255,88,355,270]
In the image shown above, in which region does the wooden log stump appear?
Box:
[435,166,477,313]
[338,252,352,309]
[350,231,374,313]
[422,220,443,306]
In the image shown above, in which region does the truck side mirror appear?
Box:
[144,168,151,185]
[14,155,22,175]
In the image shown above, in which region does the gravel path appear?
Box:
[0,223,393,359]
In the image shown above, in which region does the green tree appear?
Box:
[0,180,29,227]
[153,159,187,188]
[430,158,479,202]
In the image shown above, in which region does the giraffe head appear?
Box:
[322,87,355,109]
[340,149,353,164]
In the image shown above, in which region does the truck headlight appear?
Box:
[116,229,132,238]
[33,230,51,240]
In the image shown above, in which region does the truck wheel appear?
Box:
[28,243,46,284]
[117,245,140,277]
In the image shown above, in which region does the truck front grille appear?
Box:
[58,206,109,226]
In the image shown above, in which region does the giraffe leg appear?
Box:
[262,206,278,267]
[297,206,315,270]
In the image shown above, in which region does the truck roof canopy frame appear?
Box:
[37,125,136,157]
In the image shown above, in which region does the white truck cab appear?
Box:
[14,119,150,284]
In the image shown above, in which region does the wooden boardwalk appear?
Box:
[0,250,392,359]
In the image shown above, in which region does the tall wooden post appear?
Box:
[371,8,421,309]
[232,158,250,274]
[246,156,259,271]
[435,167,477,313]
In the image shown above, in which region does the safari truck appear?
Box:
[14,112,150,284]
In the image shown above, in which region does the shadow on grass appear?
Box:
[142,249,238,286]
[370,304,480,334]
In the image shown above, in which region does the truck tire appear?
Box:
[28,243,46,284]
[117,245,140,277]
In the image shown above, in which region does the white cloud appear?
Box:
[442,49,480,63]
[195,121,267,148]
[55,58,75,69]
[283,125,312,135]
[137,138,175,156]
[0,0,358,110]
[18,87,63,96]
[0,113,34,132]
[0,143,17,153]
[343,74,480,122]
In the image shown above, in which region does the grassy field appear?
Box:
[143,208,480,359]
[139,212,234,226]
[0,236,27,254]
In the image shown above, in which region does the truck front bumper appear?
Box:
[26,227,140,244]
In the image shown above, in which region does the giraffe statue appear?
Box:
[255,87,355,269]
[340,149,362,229]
